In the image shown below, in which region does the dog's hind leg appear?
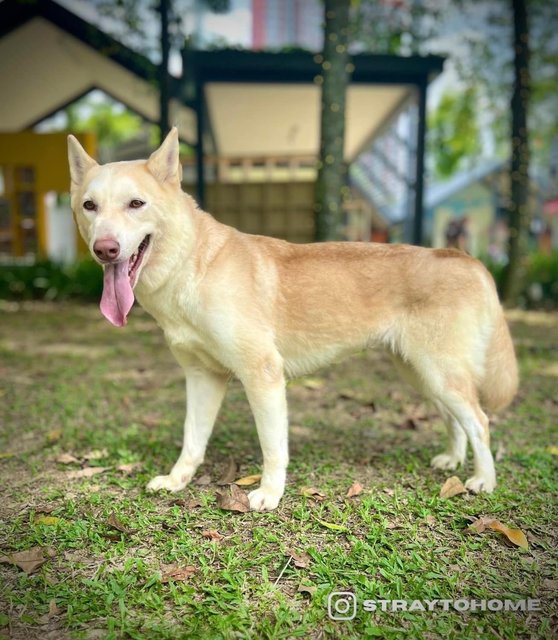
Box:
[147,367,228,493]
[430,401,467,471]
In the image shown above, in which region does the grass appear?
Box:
[0,301,557,639]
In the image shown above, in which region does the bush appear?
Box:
[483,250,558,309]
[0,259,103,301]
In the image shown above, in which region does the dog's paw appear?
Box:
[248,487,282,511]
[146,473,190,493]
[430,453,462,471]
[465,475,496,494]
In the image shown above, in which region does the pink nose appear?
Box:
[93,238,120,262]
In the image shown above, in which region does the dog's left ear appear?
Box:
[67,135,98,186]
[147,127,182,185]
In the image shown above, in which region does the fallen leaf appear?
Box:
[424,515,436,527]
[34,504,56,514]
[34,516,61,526]
[0,452,15,460]
[468,516,529,549]
[66,466,109,479]
[116,462,142,475]
[169,498,203,509]
[202,529,223,541]
[287,549,311,568]
[399,418,419,430]
[194,474,212,486]
[440,476,466,499]
[346,481,364,498]
[141,414,160,428]
[54,453,80,465]
[297,583,317,596]
[82,448,109,461]
[107,512,135,534]
[216,484,250,513]
[302,377,325,390]
[161,564,197,582]
[317,519,349,533]
[543,579,558,591]
[0,546,47,574]
[546,446,558,456]
[300,487,326,500]
[216,458,238,485]
[46,429,62,444]
[234,474,262,487]
[383,487,395,496]
[48,600,61,616]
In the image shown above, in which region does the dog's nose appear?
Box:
[93,238,120,262]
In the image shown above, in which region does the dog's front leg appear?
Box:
[147,367,228,493]
[241,355,289,511]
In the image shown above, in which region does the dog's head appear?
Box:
[68,128,182,327]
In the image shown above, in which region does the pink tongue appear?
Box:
[100,261,134,327]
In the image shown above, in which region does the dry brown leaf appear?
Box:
[297,583,317,596]
[34,504,56,514]
[82,448,109,461]
[202,529,223,541]
[54,453,80,465]
[48,600,61,616]
[46,429,62,444]
[161,564,197,582]
[300,487,326,500]
[468,516,529,549]
[141,414,160,428]
[346,481,364,498]
[216,484,250,513]
[287,549,311,568]
[425,515,436,527]
[216,458,238,485]
[194,474,212,486]
[440,476,466,499]
[0,546,47,574]
[107,512,135,534]
[116,462,142,475]
[399,418,419,430]
[383,487,395,496]
[234,474,262,487]
[543,578,558,591]
[66,466,109,479]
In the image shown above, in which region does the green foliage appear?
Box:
[484,250,558,308]
[0,260,103,302]
[428,88,481,179]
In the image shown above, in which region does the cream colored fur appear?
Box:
[67,128,518,511]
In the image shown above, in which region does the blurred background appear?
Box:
[0,0,556,307]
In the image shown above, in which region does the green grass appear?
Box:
[0,302,557,639]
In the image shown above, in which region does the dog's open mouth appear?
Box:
[128,235,151,287]
[100,235,151,328]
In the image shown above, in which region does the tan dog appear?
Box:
[67,128,518,511]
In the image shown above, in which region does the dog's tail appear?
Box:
[479,309,518,413]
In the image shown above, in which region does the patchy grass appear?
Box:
[0,302,557,640]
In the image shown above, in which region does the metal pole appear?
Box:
[413,81,427,246]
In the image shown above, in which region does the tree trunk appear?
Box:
[501,0,530,304]
[314,0,351,241]
[158,0,171,144]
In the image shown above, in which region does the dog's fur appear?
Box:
[67,128,518,510]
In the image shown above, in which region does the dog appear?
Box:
[67,128,518,511]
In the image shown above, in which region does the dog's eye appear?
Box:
[83,200,97,211]
[129,199,145,209]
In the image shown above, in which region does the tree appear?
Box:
[501,0,531,304]
[314,0,352,241]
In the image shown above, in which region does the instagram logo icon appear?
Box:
[328,592,357,620]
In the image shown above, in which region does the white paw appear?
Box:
[248,487,283,511]
[431,453,463,471]
[465,475,496,494]
[146,473,190,493]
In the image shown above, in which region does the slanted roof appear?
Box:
[0,0,195,139]
[186,48,444,161]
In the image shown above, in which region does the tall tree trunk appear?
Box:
[158,0,171,144]
[314,0,351,241]
[501,0,530,303]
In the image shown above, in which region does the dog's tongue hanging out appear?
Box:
[100,261,134,327]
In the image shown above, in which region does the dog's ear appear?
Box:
[67,135,98,187]
[147,127,182,185]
